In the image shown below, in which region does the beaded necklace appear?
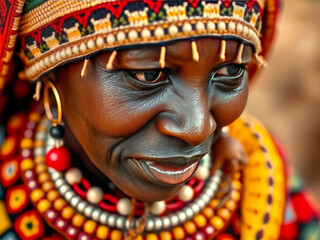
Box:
[18,110,243,240]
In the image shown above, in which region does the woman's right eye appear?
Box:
[127,70,167,84]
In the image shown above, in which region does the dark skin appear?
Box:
[54,38,252,202]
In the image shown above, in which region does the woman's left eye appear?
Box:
[127,70,167,83]
[215,64,243,77]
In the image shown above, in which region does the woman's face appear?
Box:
[55,38,252,202]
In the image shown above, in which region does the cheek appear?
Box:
[212,86,249,127]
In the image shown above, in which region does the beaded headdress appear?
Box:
[0,0,282,92]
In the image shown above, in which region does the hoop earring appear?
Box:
[43,80,71,172]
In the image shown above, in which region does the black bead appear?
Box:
[49,125,65,139]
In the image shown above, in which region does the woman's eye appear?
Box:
[215,64,243,77]
[128,70,166,83]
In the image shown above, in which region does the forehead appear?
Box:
[94,38,253,69]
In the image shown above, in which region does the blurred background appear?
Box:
[247,0,320,199]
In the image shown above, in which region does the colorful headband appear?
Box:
[0,0,282,91]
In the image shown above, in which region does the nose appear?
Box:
[156,91,216,146]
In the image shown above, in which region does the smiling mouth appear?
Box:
[132,156,203,185]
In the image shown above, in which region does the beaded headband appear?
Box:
[0,0,282,88]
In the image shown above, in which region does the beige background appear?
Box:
[247,0,320,199]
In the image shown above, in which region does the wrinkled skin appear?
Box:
[54,38,252,202]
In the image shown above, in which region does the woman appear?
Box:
[0,0,319,239]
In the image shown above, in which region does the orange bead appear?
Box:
[53,198,67,211]
[20,138,33,149]
[34,156,45,164]
[30,189,45,202]
[37,199,51,213]
[184,221,197,234]
[35,163,47,174]
[194,214,207,228]
[110,230,122,240]
[20,159,34,171]
[42,182,54,192]
[202,207,214,218]
[47,190,59,201]
[210,216,224,230]
[231,190,240,201]
[210,199,220,208]
[72,214,85,227]
[83,220,97,234]
[232,180,241,190]
[38,173,50,183]
[160,231,172,240]
[217,208,231,219]
[146,233,158,240]
[225,200,236,210]
[96,225,109,239]
[61,206,75,220]
[172,227,185,240]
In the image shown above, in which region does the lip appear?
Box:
[130,155,205,185]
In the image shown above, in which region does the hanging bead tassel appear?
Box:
[220,40,226,62]
[254,53,268,68]
[236,44,244,64]
[106,50,117,70]
[191,41,200,62]
[159,46,166,68]
[81,59,90,78]
[33,80,42,101]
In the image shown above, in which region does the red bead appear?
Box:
[46,147,71,171]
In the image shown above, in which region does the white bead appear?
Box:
[243,26,249,36]
[70,195,81,207]
[170,215,179,225]
[146,219,155,231]
[186,207,194,218]
[39,59,45,69]
[66,46,72,57]
[178,185,194,202]
[236,23,243,34]
[168,25,178,36]
[72,45,80,54]
[207,21,215,31]
[195,165,210,180]
[128,30,138,41]
[44,57,51,66]
[141,28,151,39]
[154,218,163,230]
[87,186,103,204]
[49,55,56,64]
[117,31,126,42]
[177,211,187,222]
[87,39,95,49]
[116,216,125,229]
[107,214,116,227]
[59,184,69,194]
[248,29,254,38]
[84,205,94,217]
[218,22,226,31]
[196,21,205,32]
[60,49,67,59]
[77,201,87,212]
[65,168,82,185]
[55,51,62,61]
[96,37,104,47]
[182,22,192,32]
[228,22,236,32]
[100,212,108,224]
[117,198,131,216]
[80,42,87,52]
[162,217,171,229]
[155,27,164,38]
[151,201,166,215]
[92,208,102,221]
[106,34,115,44]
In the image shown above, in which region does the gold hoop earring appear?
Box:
[43,80,71,172]
[43,80,62,127]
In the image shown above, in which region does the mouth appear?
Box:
[131,155,204,185]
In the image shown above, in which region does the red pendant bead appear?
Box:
[46,146,71,172]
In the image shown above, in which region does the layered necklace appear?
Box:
[19,110,243,240]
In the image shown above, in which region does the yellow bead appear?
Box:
[34,140,45,147]
[72,214,85,227]
[202,207,214,218]
[20,159,34,171]
[20,138,33,149]
[61,206,75,220]
[47,190,59,201]
[226,200,236,211]
[218,208,231,219]
[84,220,97,234]
[110,230,122,240]
[172,227,185,240]
[37,199,51,212]
[38,173,50,183]
[42,182,54,192]
[231,190,240,201]
[184,221,197,234]
[96,225,109,239]
[210,216,224,230]
[160,231,172,240]
[210,198,219,208]
[54,198,67,211]
[194,214,207,228]
[135,236,143,240]
[146,233,158,240]
[30,189,45,202]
